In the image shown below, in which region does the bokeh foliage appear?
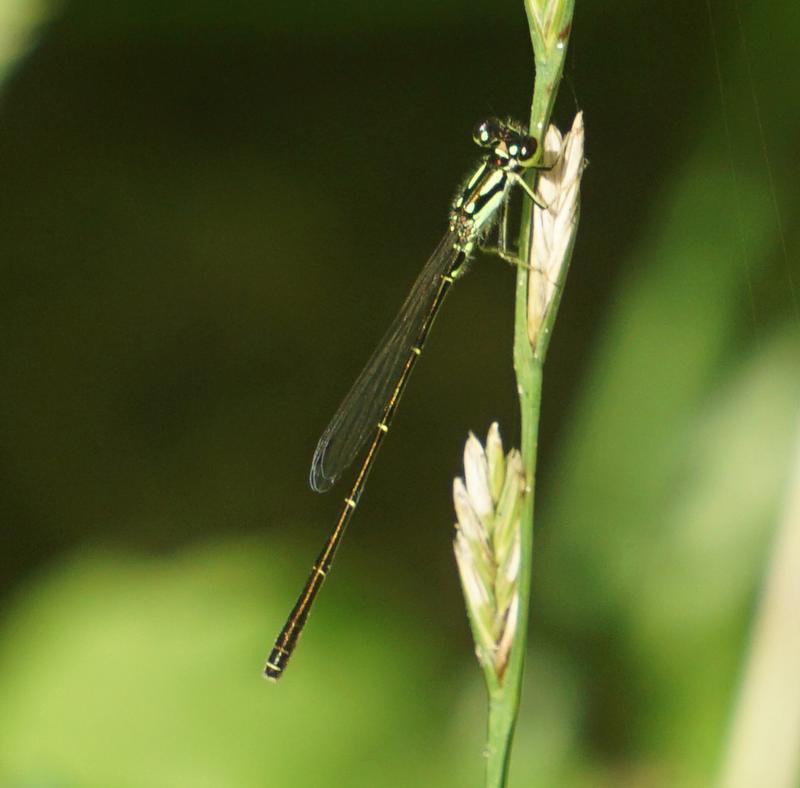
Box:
[0,0,798,786]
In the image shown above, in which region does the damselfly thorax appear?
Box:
[450,119,540,256]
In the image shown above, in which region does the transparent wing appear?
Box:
[309,230,462,492]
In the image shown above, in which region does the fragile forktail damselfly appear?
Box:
[265,117,542,680]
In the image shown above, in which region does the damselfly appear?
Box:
[265,117,542,680]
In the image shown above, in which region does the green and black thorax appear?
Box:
[449,118,539,255]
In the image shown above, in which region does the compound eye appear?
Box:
[517,135,538,165]
[472,118,500,148]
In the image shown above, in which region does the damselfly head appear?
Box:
[472,118,538,169]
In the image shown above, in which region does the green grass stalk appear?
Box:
[483,1,575,784]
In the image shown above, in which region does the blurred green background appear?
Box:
[1,0,798,786]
